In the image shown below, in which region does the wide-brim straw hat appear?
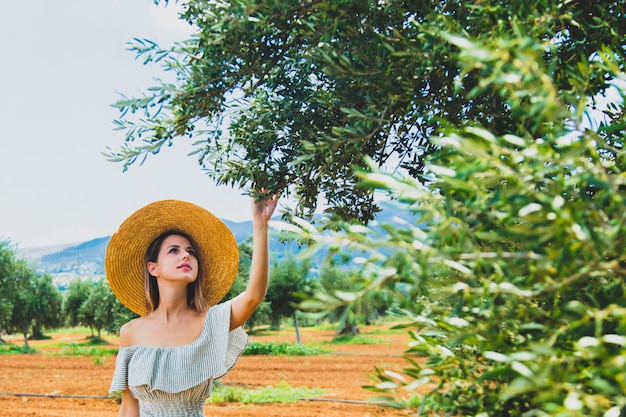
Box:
[105,200,239,316]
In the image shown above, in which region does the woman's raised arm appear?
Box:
[230,193,278,329]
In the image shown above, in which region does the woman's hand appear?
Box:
[251,191,279,224]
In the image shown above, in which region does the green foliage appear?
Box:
[63,278,93,327]
[30,274,64,339]
[228,242,312,330]
[0,240,23,334]
[329,334,387,345]
[4,261,38,346]
[0,344,38,354]
[308,264,394,333]
[0,241,64,345]
[101,1,626,414]
[286,12,626,417]
[53,340,117,366]
[79,279,118,340]
[211,380,324,403]
[265,254,312,329]
[106,0,620,222]
[62,277,136,337]
[56,341,118,358]
[103,294,138,336]
[244,340,329,356]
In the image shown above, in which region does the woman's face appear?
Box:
[147,234,199,284]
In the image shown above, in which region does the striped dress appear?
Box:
[109,300,249,417]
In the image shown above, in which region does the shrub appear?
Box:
[243,341,330,356]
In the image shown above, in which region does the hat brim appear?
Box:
[105,200,239,316]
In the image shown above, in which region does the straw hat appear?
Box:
[105,200,239,316]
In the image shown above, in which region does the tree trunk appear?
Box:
[22,331,29,348]
[270,315,281,330]
[293,314,301,344]
[30,327,44,340]
[338,321,360,335]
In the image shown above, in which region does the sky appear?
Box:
[0,1,259,249]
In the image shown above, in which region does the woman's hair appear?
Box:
[143,230,209,314]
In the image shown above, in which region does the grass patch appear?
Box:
[364,327,406,335]
[243,341,330,356]
[56,342,118,356]
[47,326,97,336]
[34,336,111,351]
[247,328,291,337]
[0,344,38,354]
[329,334,388,345]
[49,342,118,364]
[211,380,324,403]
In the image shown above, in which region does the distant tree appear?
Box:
[63,278,92,328]
[0,240,21,342]
[103,295,138,335]
[5,261,37,347]
[80,279,116,340]
[310,264,392,335]
[30,274,63,340]
[265,254,311,330]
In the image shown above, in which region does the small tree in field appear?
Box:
[103,295,138,336]
[317,264,394,334]
[5,262,37,347]
[265,254,311,330]
[0,240,21,342]
[64,277,93,328]
[30,274,63,340]
[81,279,117,340]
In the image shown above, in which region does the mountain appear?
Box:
[27,201,410,289]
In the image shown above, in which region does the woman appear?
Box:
[105,194,278,417]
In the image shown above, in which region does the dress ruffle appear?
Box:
[109,300,248,394]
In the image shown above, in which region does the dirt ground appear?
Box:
[0,326,416,416]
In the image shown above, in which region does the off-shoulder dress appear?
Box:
[109,300,248,417]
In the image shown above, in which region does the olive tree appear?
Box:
[30,274,63,340]
[4,261,37,347]
[80,279,117,340]
[264,254,311,330]
[0,240,21,341]
[288,35,626,417]
[63,278,93,328]
[105,0,624,224]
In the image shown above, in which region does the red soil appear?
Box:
[0,326,416,416]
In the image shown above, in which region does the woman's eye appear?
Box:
[169,247,178,254]
[188,250,197,257]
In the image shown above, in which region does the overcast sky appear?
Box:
[0,1,260,248]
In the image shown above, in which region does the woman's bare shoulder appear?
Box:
[119,317,147,347]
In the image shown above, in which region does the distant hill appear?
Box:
[27,201,409,289]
